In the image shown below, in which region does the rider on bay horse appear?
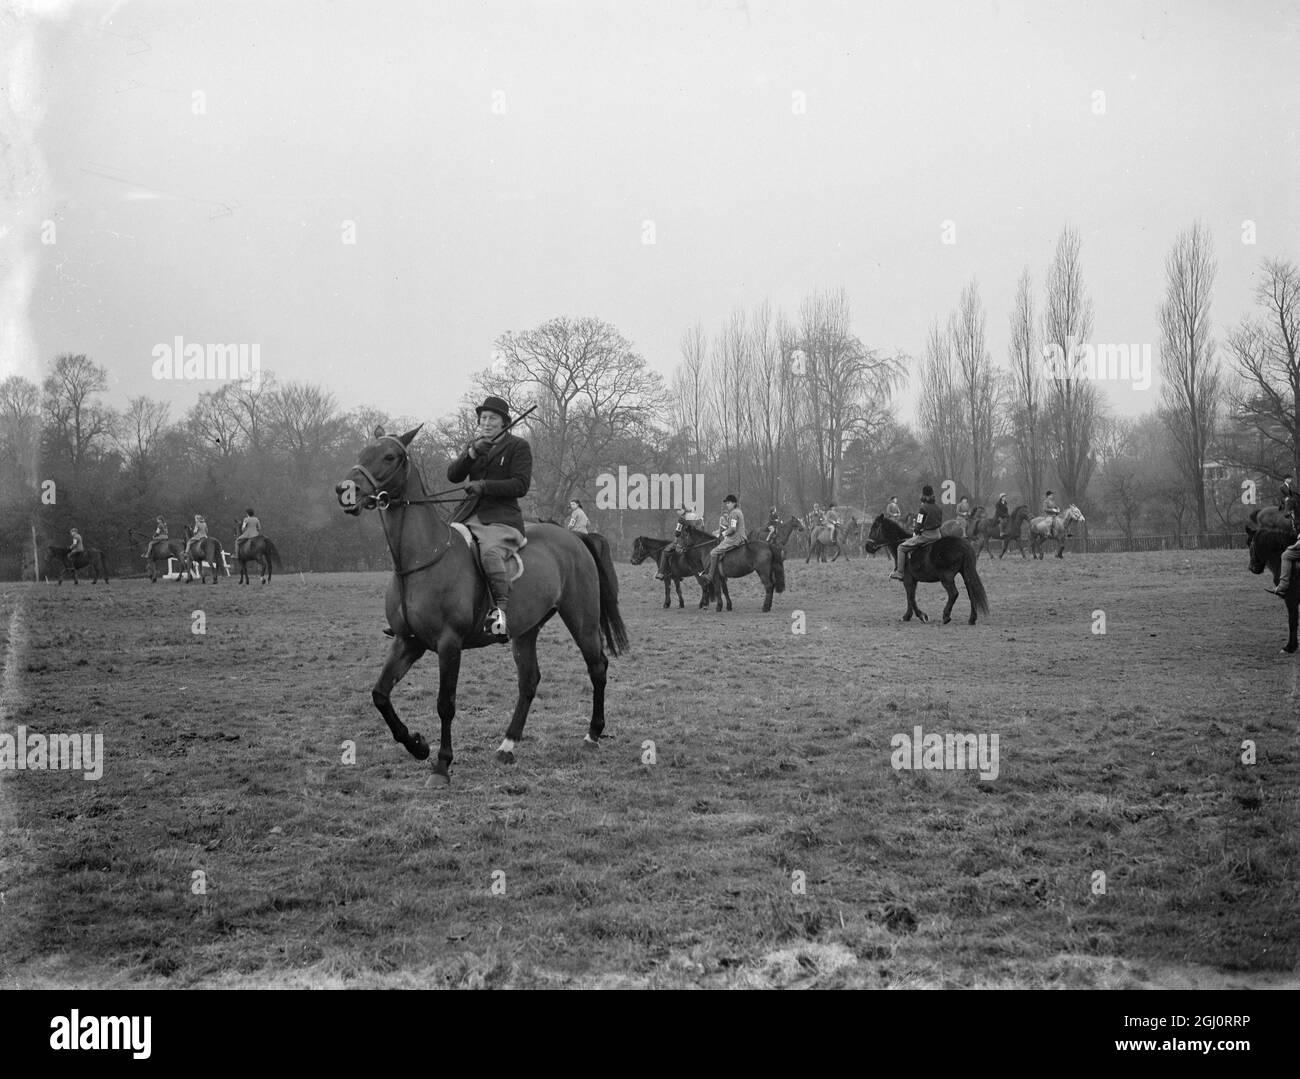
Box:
[69,528,85,556]
[885,495,902,523]
[697,494,746,587]
[762,506,781,542]
[143,515,167,559]
[447,395,532,641]
[994,494,1010,538]
[1268,483,1300,597]
[237,507,262,556]
[654,503,704,581]
[956,495,972,537]
[1279,474,1296,509]
[889,485,942,581]
[185,514,209,562]
[823,502,842,545]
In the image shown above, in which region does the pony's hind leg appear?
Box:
[555,598,609,747]
[941,575,959,623]
[498,625,543,763]
[372,634,431,761]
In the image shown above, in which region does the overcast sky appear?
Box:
[6,0,1299,430]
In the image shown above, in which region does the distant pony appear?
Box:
[45,544,110,585]
[234,525,282,585]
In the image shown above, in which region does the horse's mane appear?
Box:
[1253,526,1298,558]
[870,513,909,538]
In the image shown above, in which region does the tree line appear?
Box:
[4,226,1297,578]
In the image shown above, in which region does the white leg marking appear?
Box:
[497,738,516,755]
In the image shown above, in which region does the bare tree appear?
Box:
[1225,257,1300,482]
[918,317,967,484]
[186,386,243,459]
[225,371,278,454]
[1042,227,1100,504]
[1007,269,1047,505]
[486,316,665,514]
[747,301,787,509]
[117,397,172,487]
[269,382,348,470]
[1158,222,1221,534]
[671,321,708,474]
[0,375,42,486]
[794,288,903,502]
[42,353,114,472]
[950,279,999,501]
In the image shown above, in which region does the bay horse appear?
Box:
[133,531,191,582]
[182,526,226,584]
[865,514,989,625]
[335,425,628,781]
[1248,526,1299,653]
[676,522,786,612]
[630,535,704,609]
[234,530,282,585]
[1028,504,1086,559]
[766,516,806,551]
[969,505,1031,559]
[45,545,110,585]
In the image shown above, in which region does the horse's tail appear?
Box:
[961,546,989,617]
[576,533,629,657]
[264,539,282,567]
[770,541,786,593]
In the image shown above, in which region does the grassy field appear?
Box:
[1,546,1297,988]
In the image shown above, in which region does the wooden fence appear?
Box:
[1059,531,1244,554]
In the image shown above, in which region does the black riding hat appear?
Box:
[922,485,934,497]
[724,494,738,504]
[475,395,512,425]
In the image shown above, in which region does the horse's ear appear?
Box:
[373,425,385,438]
[398,424,423,447]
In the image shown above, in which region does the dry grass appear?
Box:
[0,548,1296,987]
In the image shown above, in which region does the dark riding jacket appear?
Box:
[447,433,532,534]
[915,501,942,533]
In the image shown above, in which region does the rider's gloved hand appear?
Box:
[469,438,495,459]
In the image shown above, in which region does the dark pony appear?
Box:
[335,425,628,781]
[766,516,806,550]
[865,514,989,625]
[1249,526,1299,653]
[676,522,786,612]
[133,530,190,583]
[45,545,110,585]
[183,526,226,584]
[970,505,1032,559]
[234,529,282,585]
[631,535,705,609]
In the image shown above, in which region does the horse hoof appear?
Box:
[942,615,952,624]
[917,613,929,623]
[581,736,601,752]
[410,734,431,761]
[425,767,451,787]
[496,749,516,765]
